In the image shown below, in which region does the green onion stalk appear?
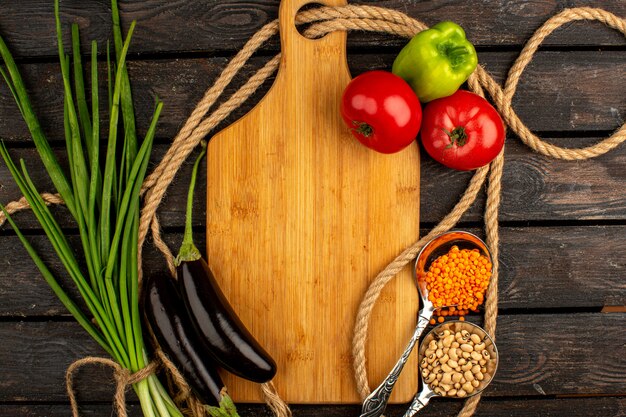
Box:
[0,1,184,416]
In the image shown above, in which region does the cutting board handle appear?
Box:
[279,0,348,64]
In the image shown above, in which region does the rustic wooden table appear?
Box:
[1,1,625,416]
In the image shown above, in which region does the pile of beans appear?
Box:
[420,327,495,397]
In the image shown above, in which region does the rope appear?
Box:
[1,5,624,417]
[0,193,62,225]
[65,357,157,417]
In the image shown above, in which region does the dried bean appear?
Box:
[452,372,463,383]
[464,371,475,382]
[457,389,467,398]
[472,379,480,388]
[461,343,473,352]
[471,351,482,361]
[463,382,474,394]
[470,334,481,344]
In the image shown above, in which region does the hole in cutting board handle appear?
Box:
[294,2,333,41]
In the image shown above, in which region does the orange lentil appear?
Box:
[424,245,491,320]
[429,318,436,325]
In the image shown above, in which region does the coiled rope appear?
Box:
[1,5,624,417]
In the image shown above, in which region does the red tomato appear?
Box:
[421,90,505,170]
[341,70,422,154]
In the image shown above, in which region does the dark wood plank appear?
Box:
[0,51,624,144]
[1,226,624,317]
[0,313,623,401]
[2,397,625,417]
[0,0,624,59]
[3,129,626,232]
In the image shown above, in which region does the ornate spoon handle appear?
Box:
[402,387,435,417]
[359,303,434,417]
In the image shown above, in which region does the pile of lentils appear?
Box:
[420,327,494,397]
[423,245,492,323]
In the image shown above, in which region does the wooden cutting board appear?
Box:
[206,0,420,404]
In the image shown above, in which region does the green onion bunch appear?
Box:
[0,1,183,416]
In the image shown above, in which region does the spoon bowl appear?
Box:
[403,320,499,417]
[414,230,492,301]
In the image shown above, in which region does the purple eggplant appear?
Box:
[142,272,224,406]
[174,142,276,383]
[178,259,277,383]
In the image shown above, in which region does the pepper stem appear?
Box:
[443,126,468,148]
[441,44,469,67]
[175,141,207,266]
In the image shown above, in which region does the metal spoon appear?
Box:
[403,321,499,417]
[359,231,492,417]
[359,285,434,417]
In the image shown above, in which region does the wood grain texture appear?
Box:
[0,314,623,401]
[0,0,624,59]
[2,397,625,417]
[0,0,625,413]
[1,226,625,317]
[204,0,420,403]
[0,51,624,144]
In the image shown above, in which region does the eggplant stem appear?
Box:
[205,392,241,417]
[176,141,207,266]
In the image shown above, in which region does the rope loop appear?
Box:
[65,357,158,417]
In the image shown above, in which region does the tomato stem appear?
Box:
[443,126,468,148]
[352,120,373,138]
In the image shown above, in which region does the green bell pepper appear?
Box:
[392,21,478,103]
